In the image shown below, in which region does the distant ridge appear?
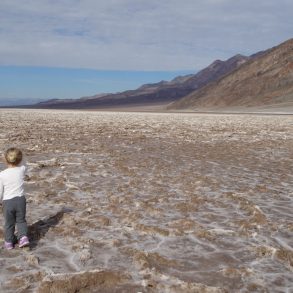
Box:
[168,38,293,110]
[22,54,250,109]
[10,38,292,111]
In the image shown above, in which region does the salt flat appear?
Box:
[0,109,292,292]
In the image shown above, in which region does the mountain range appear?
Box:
[169,38,293,111]
[15,38,293,111]
[32,53,249,110]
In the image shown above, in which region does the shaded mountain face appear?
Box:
[169,38,293,110]
[181,54,249,91]
[30,55,250,109]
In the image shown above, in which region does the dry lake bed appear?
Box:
[0,109,292,293]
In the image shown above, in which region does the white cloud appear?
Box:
[0,0,292,70]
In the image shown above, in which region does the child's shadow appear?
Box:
[28,207,73,249]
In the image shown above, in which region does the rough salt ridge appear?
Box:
[0,109,292,292]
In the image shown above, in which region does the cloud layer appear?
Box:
[0,0,292,70]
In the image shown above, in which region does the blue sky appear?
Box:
[0,0,292,104]
[0,67,193,105]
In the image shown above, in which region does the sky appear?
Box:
[0,0,292,104]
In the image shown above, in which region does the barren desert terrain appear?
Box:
[0,109,292,293]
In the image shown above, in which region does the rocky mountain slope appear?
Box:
[30,54,250,109]
[168,38,293,110]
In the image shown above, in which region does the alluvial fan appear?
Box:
[0,109,292,293]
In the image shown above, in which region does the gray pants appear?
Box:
[3,196,28,243]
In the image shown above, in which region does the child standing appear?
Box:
[0,148,29,249]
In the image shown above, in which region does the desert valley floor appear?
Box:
[0,109,292,293]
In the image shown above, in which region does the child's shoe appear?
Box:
[4,241,14,250]
[19,236,29,248]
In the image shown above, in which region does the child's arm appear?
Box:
[0,179,3,202]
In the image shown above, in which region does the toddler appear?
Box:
[0,147,29,249]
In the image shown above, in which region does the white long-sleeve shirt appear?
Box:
[0,165,26,201]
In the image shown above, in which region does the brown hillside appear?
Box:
[168,38,293,110]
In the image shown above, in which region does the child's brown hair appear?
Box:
[5,148,23,166]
